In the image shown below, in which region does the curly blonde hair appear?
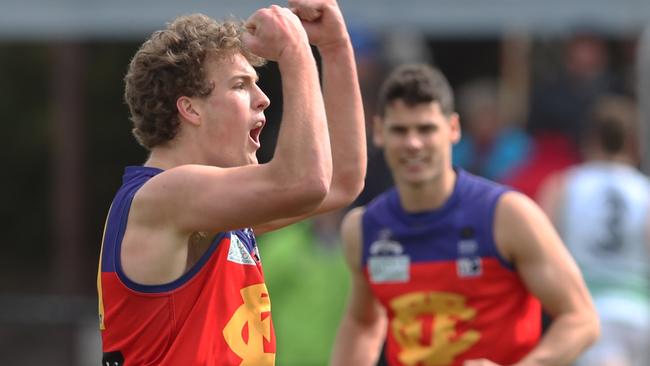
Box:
[124,13,265,149]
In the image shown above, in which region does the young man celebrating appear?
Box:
[331,64,598,366]
[97,1,365,365]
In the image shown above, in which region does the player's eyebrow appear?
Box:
[230,70,259,83]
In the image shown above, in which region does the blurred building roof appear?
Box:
[1,0,649,40]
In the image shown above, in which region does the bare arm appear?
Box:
[255,0,366,234]
[493,192,599,366]
[133,6,332,235]
[330,207,387,366]
[293,0,367,207]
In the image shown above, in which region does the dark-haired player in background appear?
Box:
[331,63,598,366]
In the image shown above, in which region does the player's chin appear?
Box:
[401,170,434,184]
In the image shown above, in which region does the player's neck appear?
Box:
[588,150,635,166]
[396,167,456,213]
[144,143,205,170]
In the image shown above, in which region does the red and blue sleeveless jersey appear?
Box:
[97,166,276,366]
[362,169,541,366]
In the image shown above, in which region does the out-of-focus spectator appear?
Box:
[502,130,581,199]
[528,32,623,142]
[453,78,531,181]
[538,95,650,366]
[349,24,385,123]
[503,32,624,199]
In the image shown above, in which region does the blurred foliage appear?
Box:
[258,221,350,366]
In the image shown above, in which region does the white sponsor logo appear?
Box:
[369,255,410,283]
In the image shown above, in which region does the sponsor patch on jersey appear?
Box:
[369,255,410,283]
[227,233,256,265]
[457,257,482,277]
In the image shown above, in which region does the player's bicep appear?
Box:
[496,192,591,317]
[346,271,386,325]
[135,163,326,234]
[254,190,358,235]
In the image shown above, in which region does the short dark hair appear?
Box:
[124,14,265,149]
[587,94,636,154]
[376,63,454,117]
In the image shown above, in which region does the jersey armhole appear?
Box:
[112,190,226,294]
[487,190,516,271]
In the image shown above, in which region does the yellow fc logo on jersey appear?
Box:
[390,291,480,365]
[223,283,275,366]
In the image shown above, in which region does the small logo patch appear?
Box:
[456,228,482,278]
[457,257,482,277]
[458,239,478,255]
[227,233,256,265]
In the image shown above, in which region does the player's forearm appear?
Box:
[330,316,384,366]
[273,45,332,198]
[515,312,599,366]
[319,38,367,206]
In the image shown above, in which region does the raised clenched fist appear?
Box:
[242,5,310,62]
[288,0,349,50]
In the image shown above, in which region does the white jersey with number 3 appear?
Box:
[561,161,650,326]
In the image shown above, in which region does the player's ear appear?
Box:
[449,112,461,144]
[373,115,385,148]
[177,96,201,126]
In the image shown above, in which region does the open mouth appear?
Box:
[249,121,265,147]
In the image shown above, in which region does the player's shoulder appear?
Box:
[341,206,365,237]
[128,164,216,231]
[495,190,551,241]
[536,168,570,207]
[496,190,536,211]
[493,190,553,262]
